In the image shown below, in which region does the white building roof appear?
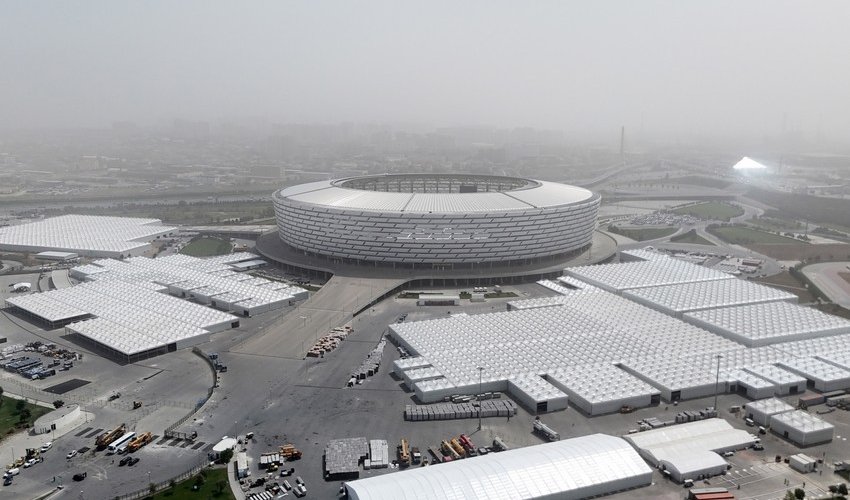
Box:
[566,256,734,293]
[684,302,850,347]
[772,410,834,433]
[624,279,796,314]
[624,419,754,465]
[744,397,795,416]
[345,434,652,500]
[0,215,174,255]
[733,157,768,170]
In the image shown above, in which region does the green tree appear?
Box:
[218,448,234,464]
[148,482,156,494]
[216,479,227,494]
[839,483,848,495]
[0,386,4,406]
[18,408,32,423]
[784,491,797,500]
[15,399,26,414]
[795,487,805,499]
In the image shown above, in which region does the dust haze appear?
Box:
[3,1,850,145]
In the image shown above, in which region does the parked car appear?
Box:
[66,450,78,459]
[128,457,140,466]
[40,442,53,453]
[23,458,38,468]
[3,468,20,477]
[72,472,87,481]
[2,476,11,486]
[119,456,131,466]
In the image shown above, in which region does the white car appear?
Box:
[23,458,37,468]
[40,442,52,453]
[3,468,20,477]
[66,450,78,459]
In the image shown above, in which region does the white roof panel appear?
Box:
[346,434,651,500]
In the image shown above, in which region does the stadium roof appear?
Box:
[277,178,595,213]
[345,434,652,500]
[0,215,175,256]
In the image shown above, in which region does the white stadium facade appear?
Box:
[271,174,601,268]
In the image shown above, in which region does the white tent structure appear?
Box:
[744,398,795,426]
[344,434,653,500]
[6,253,308,362]
[0,214,174,258]
[623,419,754,482]
[770,410,834,446]
[684,301,850,347]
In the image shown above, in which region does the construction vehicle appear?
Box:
[280,444,302,460]
[458,434,475,455]
[411,447,422,465]
[398,439,411,467]
[441,440,461,460]
[449,438,466,458]
[532,418,560,441]
[96,424,127,450]
[132,401,142,410]
[127,432,152,452]
[25,449,40,461]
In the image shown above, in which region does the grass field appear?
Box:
[671,202,744,221]
[144,467,233,500]
[754,272,816,303]
[179,237,233,257]
[670,229,715,246]
[0,397,52,438]
[708,226,807,245]
[609,225,678,241]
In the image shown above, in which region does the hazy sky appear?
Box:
[2,1,849,141]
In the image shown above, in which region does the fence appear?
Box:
[163,348,217,439]
[116,457,211,500]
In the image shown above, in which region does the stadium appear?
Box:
[268,174,602,273]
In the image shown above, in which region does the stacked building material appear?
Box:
[324,437,368,477]
[404,400,517,421]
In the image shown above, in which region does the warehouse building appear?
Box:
[0,214,175,258]
[684,301,850,347]
[344,434,653,500]
[5,253,307,362]
[623,419,754,483]
[743,398,795,426]
[770,410,834,446]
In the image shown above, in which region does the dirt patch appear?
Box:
[746,243,850,261]
[754,272,816,303]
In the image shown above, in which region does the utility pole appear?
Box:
[477,367,484,431]
[713,354,723,412]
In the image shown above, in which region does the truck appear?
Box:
[127,432,152,452]
[492,436,509,452]
[279,444,302,460]
[449,438,466,458]
[96,424,127,450]
[533,418,560,441]
[441,440,461,460]
[398,439,411,467]
[458,434,475,455]
[107,431,136,455]
[411,447,422,465]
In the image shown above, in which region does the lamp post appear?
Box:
[477,367,484,431]
[713,354,723,413]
